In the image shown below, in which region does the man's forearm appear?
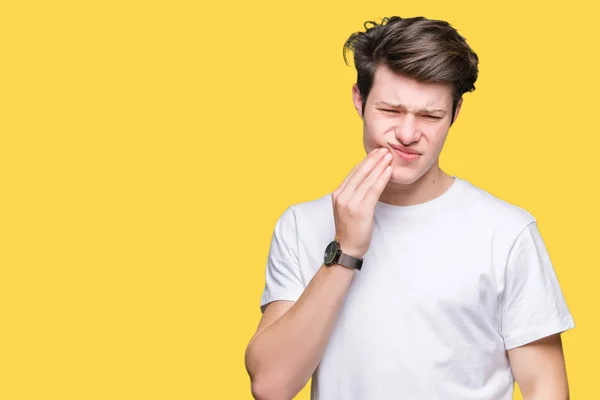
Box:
[246,263,355,400]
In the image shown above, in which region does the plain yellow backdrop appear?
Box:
[1,0,598,399]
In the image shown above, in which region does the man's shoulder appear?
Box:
[286,192,333,216]
[457,178,536,228]
[276,193,335,239]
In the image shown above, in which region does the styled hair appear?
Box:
[343,16,479,121]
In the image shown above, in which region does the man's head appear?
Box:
[343,16,479,185]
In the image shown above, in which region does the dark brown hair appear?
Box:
[343,16,479,121]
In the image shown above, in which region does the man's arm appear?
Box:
[245,263,356,400]
[245,147,393,400]
[508,333,570,400]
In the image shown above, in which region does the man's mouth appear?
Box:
[388,143,421,162]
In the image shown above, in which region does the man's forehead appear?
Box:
[371,66,453,107]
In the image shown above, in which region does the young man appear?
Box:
[245,16,575,400]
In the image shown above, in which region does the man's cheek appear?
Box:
[363,136,377,154]
[374,118,397,136]
[364,128,383,148]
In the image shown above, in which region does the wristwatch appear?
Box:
[323,240,363,270]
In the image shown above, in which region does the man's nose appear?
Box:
[394,116,420,144]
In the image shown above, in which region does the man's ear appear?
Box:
[452,97,463,125]
[352,84,364,121]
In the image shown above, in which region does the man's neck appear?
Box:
[378,164,454,207]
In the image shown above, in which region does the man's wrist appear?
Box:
[336,242,365,259]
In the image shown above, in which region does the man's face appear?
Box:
[353,65,461,185]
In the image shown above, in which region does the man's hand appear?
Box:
[331,147,393,258]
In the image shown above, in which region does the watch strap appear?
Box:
[337,252,363,271]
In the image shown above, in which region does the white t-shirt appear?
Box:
[260,176,575,400]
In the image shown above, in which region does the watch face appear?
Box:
[324,240,339,265]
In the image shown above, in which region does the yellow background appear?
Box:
[1,0,597,398]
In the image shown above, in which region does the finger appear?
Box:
[337,147,382,194]
[363,165,393,208]
[339,147,389,199]
[352,151,393,202]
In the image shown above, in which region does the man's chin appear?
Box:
[389,167,423,185]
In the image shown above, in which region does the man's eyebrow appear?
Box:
[374,101,446,114]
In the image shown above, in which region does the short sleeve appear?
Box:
[259,207,305,313]
[500,221,575,350]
